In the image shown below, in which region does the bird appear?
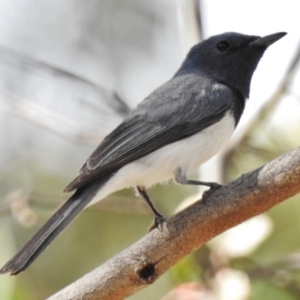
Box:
[0,31,286,275]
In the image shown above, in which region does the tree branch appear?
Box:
[48,147,300,300]
[176,0,203,55]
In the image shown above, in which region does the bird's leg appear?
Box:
[136,186,166,231]
[175,168,222,202]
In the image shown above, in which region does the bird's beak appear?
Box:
[250,32,287,47]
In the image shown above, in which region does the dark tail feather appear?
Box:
[0,176,111,275]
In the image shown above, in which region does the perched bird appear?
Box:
[0,31,286,275]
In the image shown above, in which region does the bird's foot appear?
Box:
[202,183,223,204]
[148,213,167,232]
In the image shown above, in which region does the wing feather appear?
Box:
[65,76,235,192]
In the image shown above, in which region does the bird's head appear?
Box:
[178,32,286,98]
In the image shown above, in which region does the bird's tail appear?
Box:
[0,176,111,275]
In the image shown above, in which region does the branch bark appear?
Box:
[48,147,300,300]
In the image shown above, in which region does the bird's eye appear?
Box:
[217,41,230,52]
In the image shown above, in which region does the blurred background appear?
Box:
[0,0,299,299]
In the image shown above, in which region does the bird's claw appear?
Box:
[202,183,223,204]
[148,214,167,231]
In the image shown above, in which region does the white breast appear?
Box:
[90,112,235,205]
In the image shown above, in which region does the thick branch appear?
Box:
[48,147,300,300]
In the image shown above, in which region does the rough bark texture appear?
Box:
[48,147,300,300]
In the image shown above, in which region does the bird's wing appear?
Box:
[65,78,234,192]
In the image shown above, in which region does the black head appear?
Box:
[177,32,286,98]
